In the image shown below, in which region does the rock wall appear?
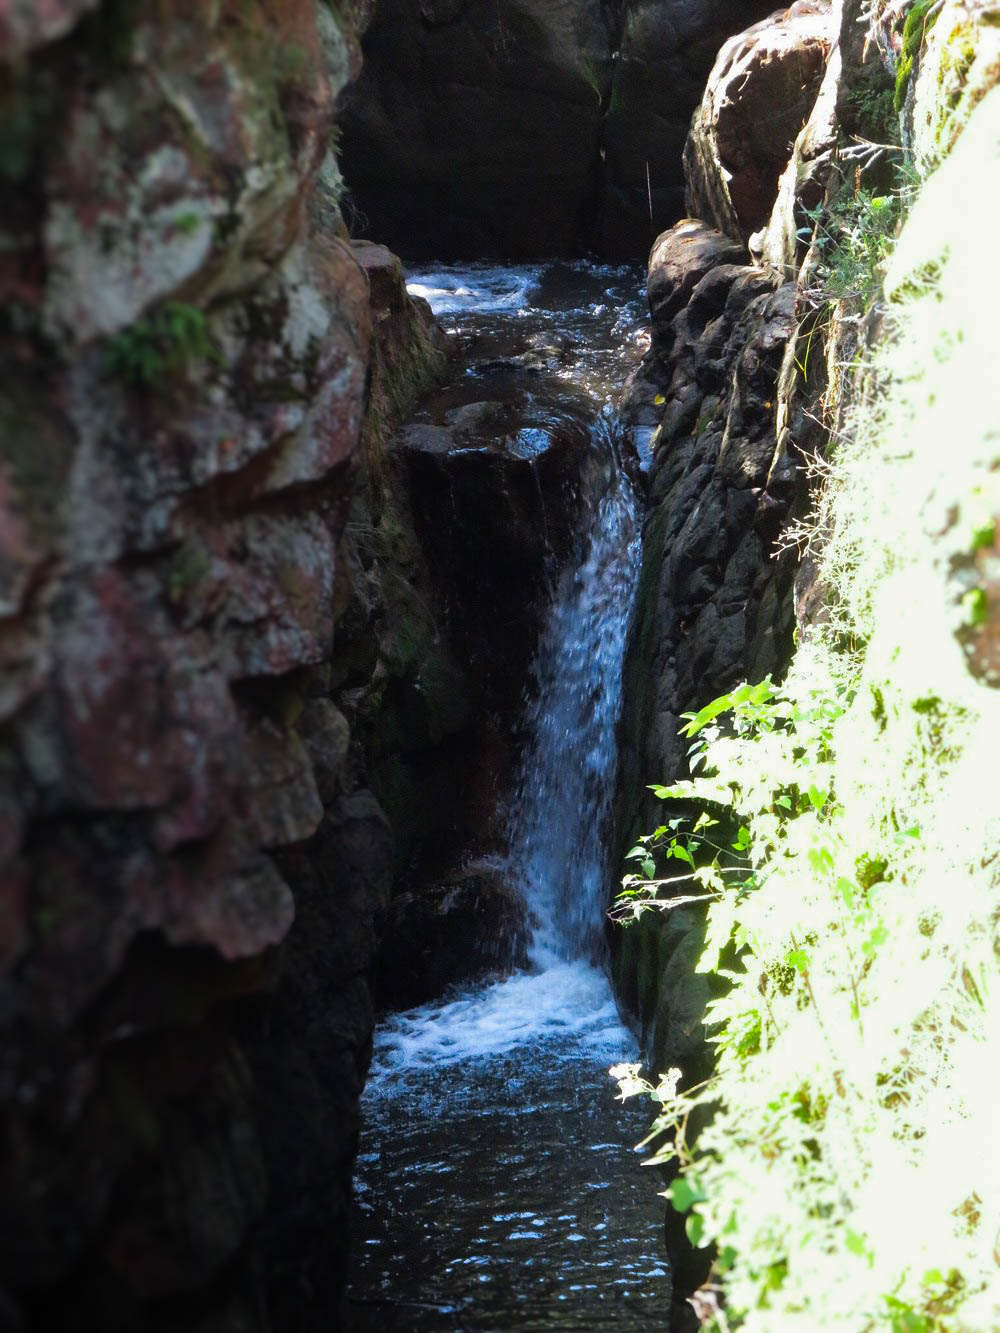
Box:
[1,3,642,1320]
[0,4,426,1329]
[612,0,863,1321]
[339,0,777,259]
[614,1,1000,1325]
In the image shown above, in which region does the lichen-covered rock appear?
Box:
[684,2,834,243]
[0,3,401,1329]
[904,0,1000,171]
[0,0,98,60]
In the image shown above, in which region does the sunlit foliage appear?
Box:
[614,86,1000,1332]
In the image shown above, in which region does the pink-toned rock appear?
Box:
[0,1,391,1325]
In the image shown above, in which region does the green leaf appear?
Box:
[787,950,810,972]
[641,858,656,879]
[733,826,751,851]
[845,1229,871,1262]
[671,843,695,868]
[668,1176,706,1213]
[808,845,834,875]
[679,690,739,736]
[961,586,988,627]
[862,925,889,958]
[685,1212,705,1247]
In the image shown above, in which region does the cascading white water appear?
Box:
[507,417,641,964]
[369,409,640,1072]
[350,263,667,1331]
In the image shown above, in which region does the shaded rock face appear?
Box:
[400,404,598,707]
[376,868,532,1010]
[684,2,834,243]
[337,347,612,1006]
[598,0,779,255]
[339,0,777,259]
[621,221,799,851]
[0,4,421,1330]
[613,10,857,1324]
[339,0,615,258]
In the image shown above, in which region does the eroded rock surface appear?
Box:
[684,2,834,242]
[376,868,532,1010]
[0,5,406,1330]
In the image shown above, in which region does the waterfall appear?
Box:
[350,262,667,1332]
[507,414,641,963]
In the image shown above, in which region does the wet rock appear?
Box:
[399,400,597,719]
[647,219,746,343]
[375,869,531,1010]
[684,2,834,243]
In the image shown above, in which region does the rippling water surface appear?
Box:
[348,263,666,1331]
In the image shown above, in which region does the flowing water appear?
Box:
[348,263,667,1330]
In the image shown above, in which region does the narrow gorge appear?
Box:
[1,3,997,1332]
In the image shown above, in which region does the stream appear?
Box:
[348,263,667,1330]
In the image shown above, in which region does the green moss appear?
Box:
[171,211,203,236]
[894,0,940,113]
[0,388,72,546]
[105,301,221,387]
[0,68,45,182]
[362,313,446,503]
[167,537,212,604]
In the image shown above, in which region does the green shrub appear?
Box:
[615,87,1000,1333]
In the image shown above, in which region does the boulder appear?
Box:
[398,398,600,717]
[684,2,835,243]
[647,219,747,345]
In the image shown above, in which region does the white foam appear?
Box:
[406,264,536,315]
[372,958,633,1075]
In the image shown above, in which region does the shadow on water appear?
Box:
[349,262,668,1330]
